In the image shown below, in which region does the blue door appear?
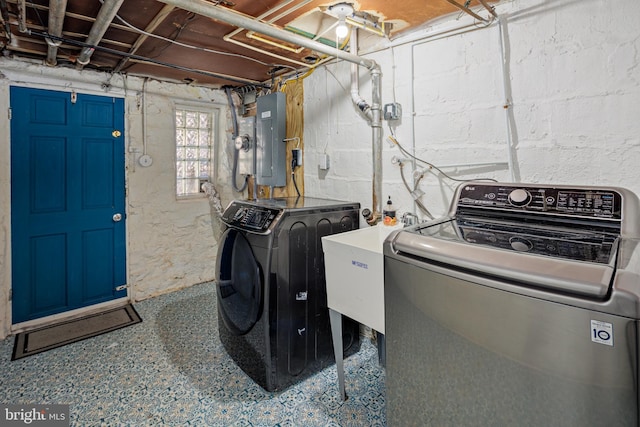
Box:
[10,87,127,323]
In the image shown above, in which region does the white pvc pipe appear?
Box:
[350,30,372,122]
[157,0,377,71]
[158,0,384,217]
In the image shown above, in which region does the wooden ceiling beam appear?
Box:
[113,4,175,74]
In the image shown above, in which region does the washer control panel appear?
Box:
[221,201,282,233]
[457,183,622,220]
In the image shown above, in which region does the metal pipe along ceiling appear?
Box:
[17,0,26,32]
[157,0,384,218]
[46,0,68,66]
[156,0,376,71]
[76,0,125,66]
[0,0,11,43]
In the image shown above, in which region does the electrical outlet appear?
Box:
[383,102,402,120]
[319,153,330,170]
[292,148,302,167]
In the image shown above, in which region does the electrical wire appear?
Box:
[103,0,298,72]
[225,86,249,193]
[387,127,497,183]
[323,65,350,95]
[28,30,271,87]
[291,159,301,197]
[26,0,75,60]
[399,162,435,219]
[280,64,315,92]
[144,12,196,60]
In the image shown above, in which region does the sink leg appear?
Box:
[329,308,346,401]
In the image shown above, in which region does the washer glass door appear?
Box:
[216,228,262,335]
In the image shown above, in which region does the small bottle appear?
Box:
[383,196,397,225]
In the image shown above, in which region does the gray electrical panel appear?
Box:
[256,92,287,187]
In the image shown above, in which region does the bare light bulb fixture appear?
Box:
[329,3,354,40]
[336,18,349,39]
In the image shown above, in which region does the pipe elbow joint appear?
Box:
[351,92,372,121]
[353,96,370,114]
[362,208,382,226]
[366,212,382,226]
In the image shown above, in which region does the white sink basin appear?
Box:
[322,224,402,333]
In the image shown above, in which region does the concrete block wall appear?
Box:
[302,0,640,221]
[0,59,237,338]
[1,0,638,338]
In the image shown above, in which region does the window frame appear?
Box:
[173,102,221,200]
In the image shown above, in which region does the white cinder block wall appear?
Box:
[303,0,640,221]
[1,0,638,338]
[0,60,238,338]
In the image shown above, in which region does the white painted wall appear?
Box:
[0,59,238,338]
[303,0,640,222]
[2,0,639,338]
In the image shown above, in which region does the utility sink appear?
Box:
[322,223,402,334]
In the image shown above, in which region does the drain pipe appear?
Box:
[351,30,382,223]
[350,30,372,123]
[45,0,68,66]
[76,0,125,67]
[157,0,384,219]
[370,66,383,224]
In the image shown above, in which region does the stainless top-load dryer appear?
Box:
[384,181,640,426]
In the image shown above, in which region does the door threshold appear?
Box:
[11,297,131,335]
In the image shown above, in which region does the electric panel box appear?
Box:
[256,92,287,187]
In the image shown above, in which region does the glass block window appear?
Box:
[175,107,215,198]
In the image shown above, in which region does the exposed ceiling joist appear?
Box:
[113,4,174,73]
[0,0,498,87]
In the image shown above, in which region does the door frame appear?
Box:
[6,84,130,333]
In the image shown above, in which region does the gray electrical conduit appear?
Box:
[156,0,384,220]
[225,87,248,193]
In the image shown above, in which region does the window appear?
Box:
[175,106,216,198]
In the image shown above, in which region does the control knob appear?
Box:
[508,189,532,207]
[509,236,534,252]
[232,207,247,222]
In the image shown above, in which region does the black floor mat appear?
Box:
[12,304,142,360]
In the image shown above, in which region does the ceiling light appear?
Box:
[335,19,349,39]
[329,3,354,40]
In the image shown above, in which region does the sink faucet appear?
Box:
[402,212,419,227]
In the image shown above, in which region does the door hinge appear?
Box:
[115,284,129,292]
[8,108,11,120]
[8,289,12,302]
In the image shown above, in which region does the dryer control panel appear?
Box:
[221,201,282,234]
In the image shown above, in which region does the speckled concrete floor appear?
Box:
[0,282,386,426]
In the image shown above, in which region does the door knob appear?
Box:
[113,213,123,222]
